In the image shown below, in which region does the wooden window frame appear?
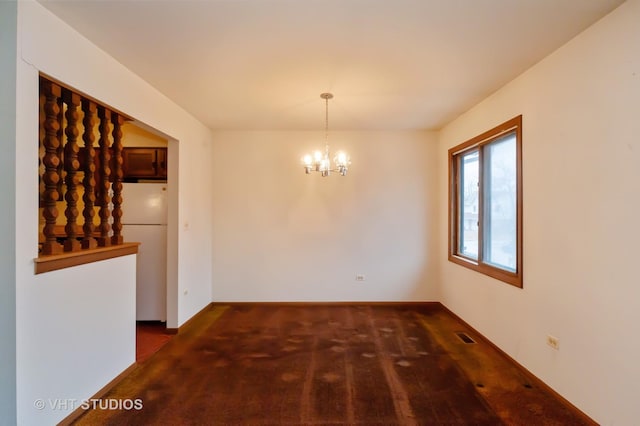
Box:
[448,115,523,288]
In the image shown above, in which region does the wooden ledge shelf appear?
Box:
[34,242,140,274]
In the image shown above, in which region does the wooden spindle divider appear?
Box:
[96,107,112,247]
[38,75,133,261]
[62,90,81,252]
[111,114,124,245]
[56,95,65,203]
[40,80,63,255]
[81,99,98,250]
[38,93,46,198]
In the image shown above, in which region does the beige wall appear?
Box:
[211,130,438,302]
[122,122,167,147]
[436,1,639,423]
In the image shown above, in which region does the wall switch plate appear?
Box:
[546,335,560,350]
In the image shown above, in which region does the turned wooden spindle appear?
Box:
[96,107,112,247]
[81,99,98,249]
[38,92,46,201]
[62,90,82,252]
[40,81,63,255]
[56,96,65,201]
[110,114,124,245]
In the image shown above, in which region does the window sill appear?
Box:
[448,254,522,288]
[34,242,140,274]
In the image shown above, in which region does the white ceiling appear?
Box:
[38,0,624,131]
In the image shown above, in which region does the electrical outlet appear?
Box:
[546,335,560,350]
[355,274,365,281]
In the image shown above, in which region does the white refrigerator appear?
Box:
[122,182,168,321]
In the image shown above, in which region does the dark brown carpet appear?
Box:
[71,304,593,425]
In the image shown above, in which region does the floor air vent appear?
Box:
[456,332,476,344]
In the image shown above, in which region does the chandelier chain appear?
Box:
[325,95,329,154]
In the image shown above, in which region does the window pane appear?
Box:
[483,133,516,271]
[459,150,478,260]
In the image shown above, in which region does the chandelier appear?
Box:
[302,93,350,176]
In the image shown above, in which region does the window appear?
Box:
[449,115,522,287]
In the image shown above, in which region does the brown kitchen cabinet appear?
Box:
[122,147,167,180]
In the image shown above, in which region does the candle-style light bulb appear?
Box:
[335,151,348,166]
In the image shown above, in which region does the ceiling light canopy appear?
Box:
[302,93,350,177]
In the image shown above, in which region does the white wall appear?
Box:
[0,1,18,424]
[15,2,214,424]
[17,257,137,426]
[436,1,640,424]
[211,130,438,302]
